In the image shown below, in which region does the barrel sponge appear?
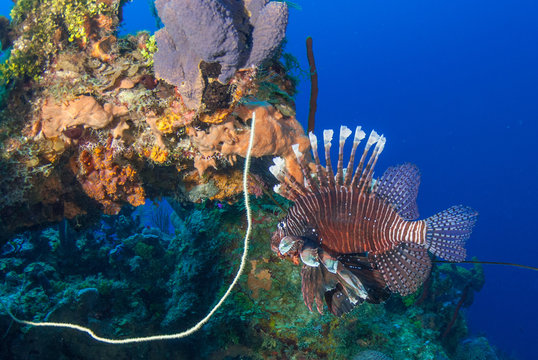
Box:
[154,0,288,110]
[246,1,289,67]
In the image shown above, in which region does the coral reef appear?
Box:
[0,0,298,235]
[455,337,499,360]
[39,95,128,139]
[0,2,510,360]
[0,0,120,83]
[154,0,288,110]
[0,194,507,360]
[353,350,393,360]
[189,103,309,180]
[0,200,235,359]
[73,137,146,214]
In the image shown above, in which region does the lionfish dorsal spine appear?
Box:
[343,126,366,186]
[273,125,386,200]
[292,144,316,190]
[270,157,303,200]
[350,130,381,189]
[323,129,335,187]
[361,135,386,192]
[336,125,353,186]
[309,132,328,187]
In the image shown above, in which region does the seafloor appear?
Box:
[0,0,515,359]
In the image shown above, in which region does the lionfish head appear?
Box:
[271,221,303,265]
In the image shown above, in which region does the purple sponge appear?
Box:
[154,0,288,110]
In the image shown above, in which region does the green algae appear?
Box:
[1,0,119,83]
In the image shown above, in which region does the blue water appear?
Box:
[286,1,538,359]
[2,0,537,358]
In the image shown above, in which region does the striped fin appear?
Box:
[359,133,386,192]
[324,284,357,316]
[351,130,383,190]
[335,125,352,185]
[301,264,336,314]
[269,157,305,200]
[338,253,391,304]
[292,144,316,190]
[301,261,366,316]
[375,163,421,220]
[301,254,364,316]
[425,205,478,261]
[323,129,335,187]
[374,242,432,296]
[292,126,384,194]
[309,132,328,187]
[343,126,366,186]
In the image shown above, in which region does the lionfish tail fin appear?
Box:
[425,205,478,262]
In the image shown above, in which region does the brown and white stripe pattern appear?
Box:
[285,188,426,255]
[271,124,477,299]
[273,125,424,257]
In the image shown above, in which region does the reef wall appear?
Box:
[0,0,301,236]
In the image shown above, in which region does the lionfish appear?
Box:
[270,126,478,316]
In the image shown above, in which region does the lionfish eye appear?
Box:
[277,221,286,230]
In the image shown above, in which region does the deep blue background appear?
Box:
[286,1,538,359]
[2,1,537,359]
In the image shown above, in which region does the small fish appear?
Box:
[270,126,478,316]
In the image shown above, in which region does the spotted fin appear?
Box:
[373,242,432,296]
[375,163,420,220]
[425,205,478,261]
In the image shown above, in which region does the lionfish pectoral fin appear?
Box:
[338,254,391,304]
[336,264,369,301]
[425,205,478,262]
[301,264,334,314]
[325,284,356,317]
[375,163,421,220]
[300,265,316,312]
[373,242,432,296]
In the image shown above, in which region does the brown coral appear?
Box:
[247,259,272,299]
[39,96,130,141]
[74,137,145,214]
[183,168,264,202]
[40,96,112,138]
[189,103,310,181]
[90,35,116,62]
[145,101,195,148]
